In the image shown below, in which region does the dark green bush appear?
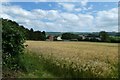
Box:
[1,18,25,70]
[109,36,120,43]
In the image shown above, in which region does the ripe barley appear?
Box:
[26,41,118,78]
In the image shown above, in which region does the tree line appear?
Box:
[26,28,46,41]
[1,18,46,41]
[61,32,120,43]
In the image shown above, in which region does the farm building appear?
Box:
[46,35,54,41]
[56,36,62,41]
[79,34,101,41]
[53,35,63,41]
[79,35,86,40]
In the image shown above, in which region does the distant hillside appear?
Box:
[46,32,63,36]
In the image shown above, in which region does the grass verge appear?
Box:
[18,50,55,78]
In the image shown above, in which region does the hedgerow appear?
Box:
[2,18,25,70]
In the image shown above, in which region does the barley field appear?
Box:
[26,41,118,78]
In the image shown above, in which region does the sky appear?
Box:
[0,1,118,32]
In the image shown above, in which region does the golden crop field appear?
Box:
[26,41,118,78]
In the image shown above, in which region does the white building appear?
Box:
[56,36,62,41]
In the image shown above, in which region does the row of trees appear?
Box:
[95,31,120,43]
[61,31,108,41]
[61,31,120,43]
[27,28,46,41]
[1,19,47,41]
[61,33,79,40]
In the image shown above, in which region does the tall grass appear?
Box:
[18,50,55,78]
[25,41,118,78]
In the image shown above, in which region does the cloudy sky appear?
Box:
[0,1,118,32]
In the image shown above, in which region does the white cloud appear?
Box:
[58,1,89,12]
[32,9,47,19]
[95,8,118,32]
[59,3,75,12]
[0,13,11,19]
[61,13,79,22]
[46,10,60,21]
[75,8,82,12]
[81,0,88,6]
[0,3,118,32]
[32,9,60,21]
[78,14,94,26]
[88,5,93,10]
[0,0,10,2]
[82,5,93,11]
[1,5,34,19]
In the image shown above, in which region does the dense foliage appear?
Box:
[61,32,120,43]
[1,18,47,71]
[61,33,79,40]
[109,36,120,43]
[99,31,120,43]
[2,18,25,70]
[99,31,109,42]
[28,28,46,41]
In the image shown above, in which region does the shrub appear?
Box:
[2,18,25,70]
[109,36,120,43]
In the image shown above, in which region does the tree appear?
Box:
[99,31,109,42]
[30,28,34,32]
[29,28,34,40]
[61,33,79,40]
[41,31,46,40]
[42,31,46,36]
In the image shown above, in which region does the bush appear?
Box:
[2,18,25,70]
[109,36,120,43]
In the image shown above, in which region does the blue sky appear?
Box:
[10,2,117,11]
[0,2,118,32]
